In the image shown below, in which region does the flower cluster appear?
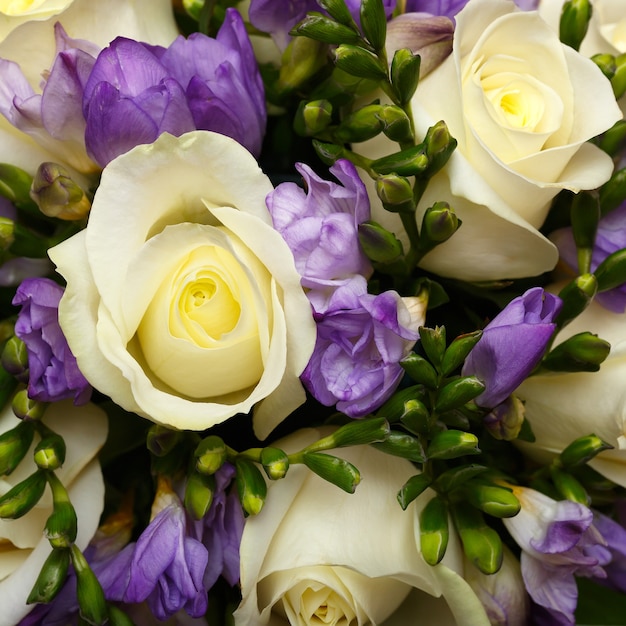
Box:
[0,0,625,625]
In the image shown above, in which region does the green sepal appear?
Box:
[195,435,227,475]
[426,430,480,460]
[376,384,427,422]
[1,335,28,377]
[45,500,78,548]
[34,433,67,471]
[550,467,590,505]
[370,144,429,176]
[335,103,385,143]
[434,464,488,494]
[71,544,108,626]
[358,220,405,262]
[374,175,415,214]
[302,452,361,494]
[594,247,626,292]
[390,48,421,105]
[452,503,503,575]
[235,458,267,517]
[434,376,485,413]
[316,0,355,27]
[261,447,290,480]
[422,121,457,177]
[306,416,390,451]
[334,44,387,80]
[400,353,438,389]
[312,139,345,166]
[559,434,613,468]
[592,53,616,80]
[555,273,597,329]
[419,202,460,251]
[0,469,46,518]
[0,419,35,476]
[360,0,387,52]
[418,326,446,369]
[295,99,334,136]
[290,13,361,45]
[397,473,431,510]
[542,332,610,373]
[464,481,520,518]
[26,547,70,604]
[379,106,413,143]
[371,430,426,462]
[12,389,47,421]
[559,0,592,51]
[440,331,483,377]
[419,495,449,565]
[107,606,136,626]
[184,470,216,520]
[399,398,431,435]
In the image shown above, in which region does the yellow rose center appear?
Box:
[0,0,47,15]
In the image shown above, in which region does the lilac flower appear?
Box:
[402,0,536,16]
[248,0,397,50]
[504,487,611,625]
[267,159,372,314]
[83,8,265,166]
[592,511,626,593]
[552,203,626,313]
[12,277,91,404]
[302,289,421,417]
[462,287,562,408]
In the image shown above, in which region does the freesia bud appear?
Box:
[598,121,626,158]
[570,191,599,274]
[313,139,346,165]
[0,163,35,210]
[358,220,404,262]
[302,452,360,494]
[401,353,438,389]
[434,464,488,494]
[108,606,135,626]
[317,0,355,26]
[34,433,67,470]
[380,105,413,143]
[556,273,598,328]
[182,0,204,20]
[423,121,457,177]
[297,100,333,136]
[434,377,485,414]
[550,467,590,505]
[390,48,421,105]
[440,330,483,377]
[12,389,47,421]
[1,335,28,378]
[236,458,268,516]
[542,331,611,372]
[0,419,34,475]
[371,144,429,176]
[30,163,91,221]
[591,53,616,79]
[418,326,446,368]
[26,547,70,604]
[146,424,183,457]
[559,0,592,51]
[184,470,215,520]
[420,495,449,565]
[600,166,626,212]
[397,472,431,510]
[360,0,387,52]
[420,201,460,248]
[374,174,415,213]
[334,44,388,81]
[594,248,626,292]
[465,481,521,518]
[0,469,46,519]
[279,36,328,92]
[45,500,78,548]
[373,430,425,462]
[484,395,525,441]
[306,417,390,450]
[70,544,108,626]
[336,104,386,143]
[611,53,626,99]
[559,434,613,468]
[261,447,290,480]
[0,217,15,251]
[290,14,361,46]
[195,435,227,475]
[399,398,430,434]
[427,430,481,460]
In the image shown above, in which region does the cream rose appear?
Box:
[49,131,316,440]
[361,0,621,281]
[0,399,107,626]
[234,428,493,626]
[516,294,626,488]
[0,0,74,43]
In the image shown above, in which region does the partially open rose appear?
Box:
[49,131,316,439]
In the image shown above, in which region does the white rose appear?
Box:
[0,399,107,626]
[361,0,621,281]
[0,0,74,43]
[49,131,317,440]
[234,428,492,626]
[516,294,626,487]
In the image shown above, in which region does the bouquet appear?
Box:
[0,0,625,624]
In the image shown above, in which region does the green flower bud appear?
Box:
[296,99,334,136]
[434,376,485,414]
[423,121,457,177]
[427,430,481,460]
[71,544,108,625]
[550,467,590,505]
[420,201,460,249]
[594,247,626,292]
[400,353,438,389]
[434,464,488,494]
[376,384,427,422]
[236,458,268,516]
[371,145,429,176]
[334,44,388,81]
[0,418,35,475]
[336,104,386,143]
[380,106,413,143]
[184,470,216,520]
[358,220,405,262]
[0,469,46,519]
[302,452,360,494]
[598,122,626,158]
[591,53,617,80]
[317,0,355,26]
[107,606,135,626]
[418,326,446,368]
[360,0,387,51]
[27,547,70,604]
[440,330,483,377]
[559,434,613,468]
[452,503,503,575]
[610,53,626,98]
[390,48,421,105]
[279,36,328,92]
[45,500,78,548]
[34,433,67,470]
[313,139,346,166]
[570,191,600,274]
[372,430,425,462]
[291,13,361,46]
[399,398,431,435]
[0,163,35,209]
[397,472,431,510]
[374,174,415,214]
[465,481,520,518]
[1,335,29,377]
[559,0,592,51]
[0,216,15,251]
[261,447,290,480]
[306,417,391,451]
[182,0,204,20]
[30,162,91,221]
[542,331,611,373]
[195,435,227,475]
[12,389,48,421]
[420,495,449,565]
[146,424,183,457]
[484,395,526,441]
[555,273,598,329]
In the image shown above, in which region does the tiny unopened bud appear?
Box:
[12,389,47,421]
[484,395,525,441]
[146,424,183,457]
[0,217,15,251]
[261,447,290,480]
[420,201,459,247]
[290,14,360,46]
[598,122,626,158]
[236,458,267,516]
[465,481,521,518]
[418,326,446,368]
[556,273,597,328]
[611,53,626,99]
[423,121,457,177]
[435,377,485,414]
[427,429,481,460]
[0,419,34,475]
[195,435,227,475]
[1,335,29,379]
[182,0,204,20]
[595,248,626,293]
[380,106,413,143]
[550,467,590,504]
[0,163,34,208]
[184,470,215,520]
[390,48,421,105]
[45,500,78,548]
[440,330,483,377]
[401,353,438,389]
[334,44,388,80]
[360,0,387,52]
[302,452,360,494]
[373,430,425,462]
[358,220,404,262]
[542,331,611,373]
[570,191,600,274]
[298,99,333,136]
[278,36,328,92]
[592,53,617,80]
[313,139,346,166]
[27,547,70,604]
[420,495,449,565]
[397,472,431,509]
[30,162,91,220]
[34,433,67,470]
[0,469,46,518]
[559,0,592,51]
[559,434,613,468]
[400,398,431,435]
[371,145,429,176]
[70,544,108,626]
[374,174,415,213]
[336,104,385,143]
[317,0,355,26]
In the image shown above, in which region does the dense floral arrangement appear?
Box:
[0,0,625,624]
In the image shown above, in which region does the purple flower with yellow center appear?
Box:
[12,277,91,404]
[503,487,611,625]
[462,287,562,408]
[267,159,372,314]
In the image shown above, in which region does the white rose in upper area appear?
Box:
[360,0,621,282]
[0,399,107,626]
[234,428,496,626]
[516,292,626,488]
[0,0,74,42]
[49,131,317,440]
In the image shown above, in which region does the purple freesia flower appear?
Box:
[504,488,611,625]
[83,8,266,165]
[267,159,372,314]
[302,289,420,417]
[402,0,536,16]
[552,203,626,313]
[592,511,626,593]
[462,287,562,408]
[12,277,91,405]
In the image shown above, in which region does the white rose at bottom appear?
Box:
[234,428,492,626]
[0,399,107,625]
